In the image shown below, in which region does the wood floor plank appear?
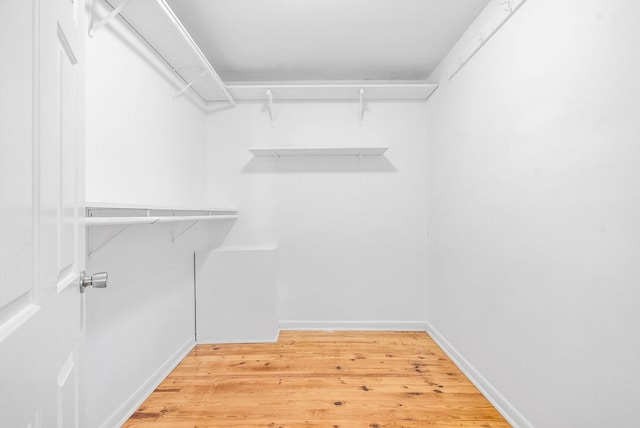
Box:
[123,332,509,427]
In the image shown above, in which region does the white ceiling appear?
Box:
[165,0,491,82]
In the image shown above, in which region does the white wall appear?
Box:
[82,4,210,426]
[426,0,640,426]
[82,224,205,427]
[206,102,429,328]
[85,1,207,207]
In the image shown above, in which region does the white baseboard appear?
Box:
[279,320,427,331]
[425,322,533,428]
[197,330,280,344]
[100,336,196,428]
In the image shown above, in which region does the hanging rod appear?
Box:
[153,0,236,106]
[86,214,238,226]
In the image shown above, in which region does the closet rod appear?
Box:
[153,0,236,106]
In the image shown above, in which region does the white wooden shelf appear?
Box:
[85,205,238,257]
[86,205,237,226]
[226,82,438,102]
[249,147,388,157]
[92,1,439,105]
[94,0,234,104]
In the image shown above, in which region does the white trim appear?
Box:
[425,322,533,428]
[279,320,427,331]
[100,336,195,428]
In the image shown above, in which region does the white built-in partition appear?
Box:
[196,247,279,344]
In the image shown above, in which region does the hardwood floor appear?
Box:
[124,331,509,427]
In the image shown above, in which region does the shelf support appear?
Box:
[266,89,275,127]
[359,88,365,127]
[174,69,210,100]
[88,224,130,259]
[172,220,199,243]
[89,0,138,37]
[154,0,236,106]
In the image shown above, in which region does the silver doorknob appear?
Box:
[80,271,108,293]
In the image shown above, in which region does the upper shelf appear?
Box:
[93,1,438,104]
[227,82,438,103]
[249,147,388,157]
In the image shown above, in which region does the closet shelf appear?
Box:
[85,205,238,258]
[249,147,388,157]
[93,1,439,105]
[226,82,438,103]
[96,0,234,104]
[85,205,238,226]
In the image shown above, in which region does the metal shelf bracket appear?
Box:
[266,89,275,126]
[172,220,199,243]
[89,0,139,37]
[174,69,211,100]
[359,88,365,127]
[88,224,130,259]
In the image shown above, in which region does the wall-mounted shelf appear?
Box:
[226,82,438,103]
[85,205,238,226]
[91,2,439,106]
[85,204,238,258]
[249,147,388,157]
[93,0,235,104]
[231,82,437,126]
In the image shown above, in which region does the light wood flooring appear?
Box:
[124,331,509,427]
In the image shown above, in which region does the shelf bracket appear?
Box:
[88,224,130,259]
[499,0,514,12]
[266,89,275,127]
[359,88,365,127]
[174,69,210,100]
[89,0,139,37]
[172,220,199,243]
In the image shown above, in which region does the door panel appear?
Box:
[0,0,86,426]
[0,0,35,322]
[57,349,79,428]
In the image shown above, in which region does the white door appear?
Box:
[0,0,88,426]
